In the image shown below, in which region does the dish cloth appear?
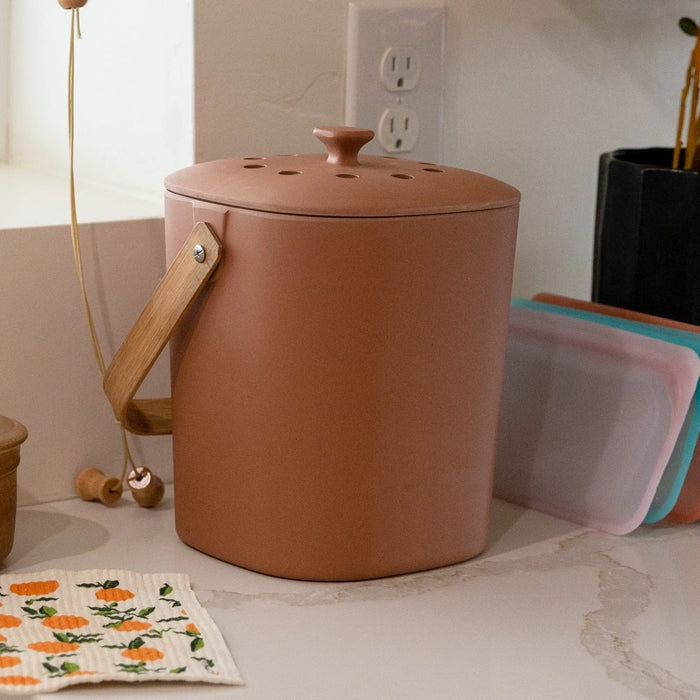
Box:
[0,569,243,694]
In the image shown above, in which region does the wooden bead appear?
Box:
[74,467,123,505]
[127,467,164,508]
[57,0,88,8]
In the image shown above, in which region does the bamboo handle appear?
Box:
[103,222,223,435]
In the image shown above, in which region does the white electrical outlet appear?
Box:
[380,47,421,92]
[345,1,445,162]
[377,106,419,153]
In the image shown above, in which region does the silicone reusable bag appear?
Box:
[532,293,700,524]
[494,306,700,534]
[513,298,700,523]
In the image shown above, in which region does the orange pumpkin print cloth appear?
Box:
[0,569,243,694]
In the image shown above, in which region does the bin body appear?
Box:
[163,130,520,580]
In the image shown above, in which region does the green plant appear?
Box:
[674,17,700,168]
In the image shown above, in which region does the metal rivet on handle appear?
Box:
[193,244,206,263]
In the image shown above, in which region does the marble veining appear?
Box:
[201,528,699,699]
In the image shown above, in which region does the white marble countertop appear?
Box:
[3,488,699,699]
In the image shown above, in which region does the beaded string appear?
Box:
[66,7,138,488]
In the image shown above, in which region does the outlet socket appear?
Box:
[345,1,445,162]
[380,46,421,92]
[377,106,419,153]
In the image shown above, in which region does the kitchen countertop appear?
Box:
[4,488,699,699]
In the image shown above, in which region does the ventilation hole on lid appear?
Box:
[243,156,265,160]
[391,173,414,180]
[243,164,266,169]
[278,170,301,175]
[423,167,444,173]
[336,173,359,179]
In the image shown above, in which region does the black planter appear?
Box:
[592,147,700,325]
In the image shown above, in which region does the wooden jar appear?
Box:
[0,416,28,563]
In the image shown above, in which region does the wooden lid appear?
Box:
[0,416,28,452]
[165,126,520,218]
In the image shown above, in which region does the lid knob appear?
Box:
[313,126,374,167]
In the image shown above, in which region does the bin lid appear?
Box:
[165,126,520,218]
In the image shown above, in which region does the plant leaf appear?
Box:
[157,616,188,624]
[116,661,149,674]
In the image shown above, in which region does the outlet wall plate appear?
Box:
[345,1,445,163]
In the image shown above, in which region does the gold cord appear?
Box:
[68,8,136,485]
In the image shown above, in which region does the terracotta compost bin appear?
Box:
[103,127,520,581]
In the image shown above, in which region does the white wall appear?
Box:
[0,0,8,160]
[8,0,693,287]
[4,0,192,505]
[193,0,694,300]
[3,0,695,505]
[1,219,173,506]
[193,0,348,162]
[443,0,692,299]
[8,0,194,202]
